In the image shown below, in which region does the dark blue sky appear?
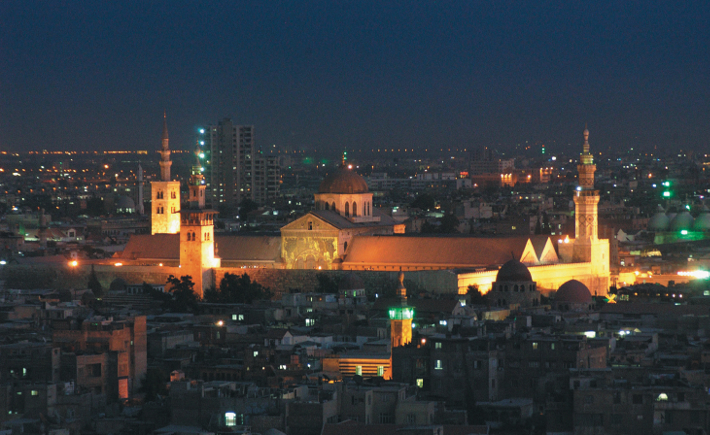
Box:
[2,1,709,155]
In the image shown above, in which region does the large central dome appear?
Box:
[318,165,369,194]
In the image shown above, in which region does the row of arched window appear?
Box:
[495,283,537,292]
[323,200,372,217]
[186,231,211,241]
[156,191,177,199]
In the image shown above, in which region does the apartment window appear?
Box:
[355,366,362,376]
[225,412,236,427]
[377,366,384,377]
[407,413,416,424]
[550,343,556,350]
[532,342,538,350]
[379,413,393,424]
[31,390,38,396]
[435,360,443,370]
[253,351,259,357]
[435,342,442,349]
[416,378,424,388]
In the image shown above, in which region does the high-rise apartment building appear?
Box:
[197,119,280,211]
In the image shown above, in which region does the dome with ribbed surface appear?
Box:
[648,212,670,231]
[693,212,710,231]
[555,280,592,303]
[318,165,369,194]
[670,211,694,231]
[496,259,532,282]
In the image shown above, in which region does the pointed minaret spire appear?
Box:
[162,111,169,144]
[159,111,172,181]
[583,123,590,155]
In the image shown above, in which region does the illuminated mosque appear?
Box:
[120,122,610,298]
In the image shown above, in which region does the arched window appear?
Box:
[344,241,348,252]
[352,202,357,217]
[332,202,336,211]
[325,202,329,211]
[345,202,350,217]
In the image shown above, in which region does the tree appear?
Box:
[410,193,436,211]
[139,367,169,402]
[238,199,259,220]
[439,213,460,233]
[87,265,103,297]
[165,275,200,313]
[210,272,273,304]
[467,285,487,305]
[315,273,339,294]
[86,196,104,217]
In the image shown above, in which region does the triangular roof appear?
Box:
[342,235,544,268]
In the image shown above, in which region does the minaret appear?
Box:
[151,112,181,234]
[179,145,220,298]
[159,111,172,181]
[574,125,599,242]
[137,164,144,215]
[389,271,413,349]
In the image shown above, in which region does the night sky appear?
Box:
[2,1,709,155]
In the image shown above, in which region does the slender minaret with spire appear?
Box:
[575,124,598,241]
[558,125,610,296]
[180,143,220,298]
[159,111,172,181]
[136,164,144,215]
[151,112,181,234]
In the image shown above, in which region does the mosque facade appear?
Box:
[131,125,610,298]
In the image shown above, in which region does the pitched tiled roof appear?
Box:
[120,233,282,263]
[215,234,281,262]
[121,234,179,260]
[343,235,533,268]
[308,209,397,229]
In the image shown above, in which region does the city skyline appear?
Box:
[2,1,709,155]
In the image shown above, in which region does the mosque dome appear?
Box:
[116,195,136,212]
[496,259,533,282]
[694,210,710,231]
[648,211,670,231]
[555,280,592,304]
[318,165,370,194]
[339,273,365,291]
[670,211,694,231]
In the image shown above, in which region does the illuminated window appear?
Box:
[416,378,424,388]
[253,351,258,357]
[532,342,538,350]
[31,390,38,396]
[225,412,236,427]
[356,366,362,376]
[377,366,384,377]
[435,360,443,370]
[435,343,442,349]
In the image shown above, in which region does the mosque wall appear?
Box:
[457,262,610,297]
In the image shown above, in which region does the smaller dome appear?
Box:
[109,278,128,291]
[670,211,693,231]
[116,195,135,211]
[318,165,369,194]
[693,212,710,231]
[556,280,592,304]
[339,273,365,291]
[648,212,670,231]
[496,259,532,282]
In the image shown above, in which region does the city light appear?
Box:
[199,129,205,134]
[678,270,710,279]
[69,260,78,267]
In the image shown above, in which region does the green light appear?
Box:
[681,230,689,235]
[389,307,414,320]
[686,205,691,210]
[662,181,670,187]
[663,191,671,197]
[199,153,205,159]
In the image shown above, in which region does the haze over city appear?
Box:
[2,1,710,155]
